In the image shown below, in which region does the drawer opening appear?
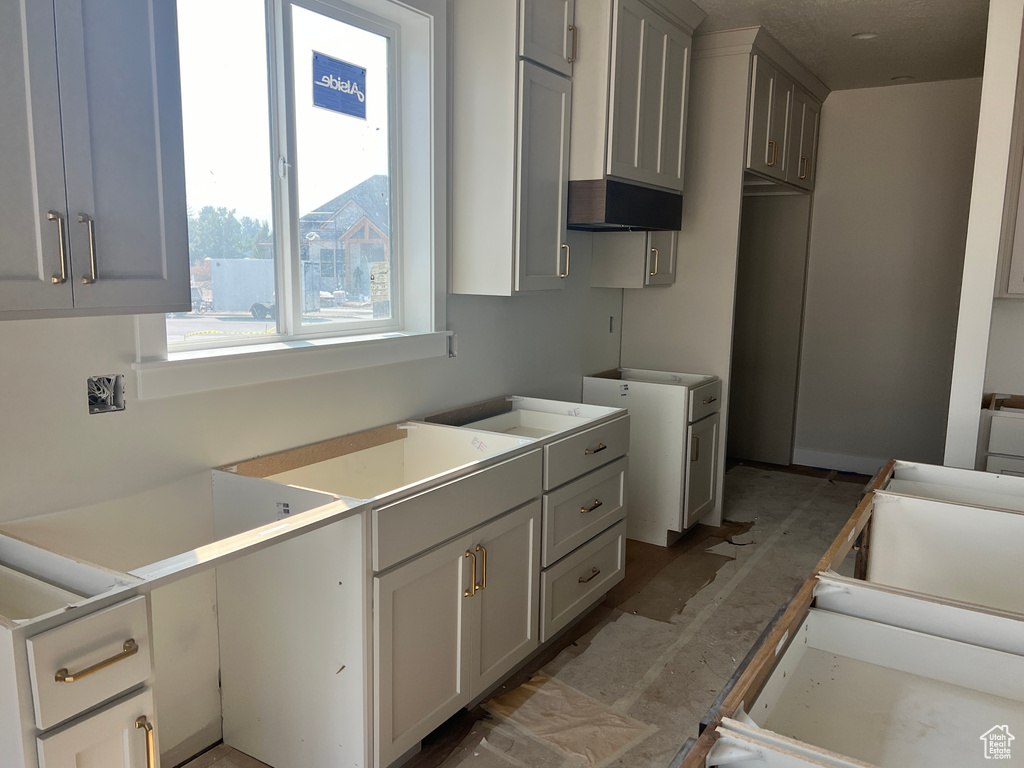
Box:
[747,608,1024,767]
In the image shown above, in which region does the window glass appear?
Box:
[291,5,393,327]
[171,0,278,345]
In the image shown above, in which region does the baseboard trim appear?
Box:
[791,448,889,476]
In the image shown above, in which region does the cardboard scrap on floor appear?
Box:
[485,674,655,767]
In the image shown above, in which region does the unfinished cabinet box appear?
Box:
[584,369,721,545]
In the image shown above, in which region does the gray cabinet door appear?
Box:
[0,2,74,312]
[520,0,576,76]
[55,0,189,313]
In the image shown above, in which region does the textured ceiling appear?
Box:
[692,0,989,91]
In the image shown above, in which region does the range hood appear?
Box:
[567,179,683,232]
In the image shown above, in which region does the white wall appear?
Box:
[793,79,981,474]
[0,231,619,524]
[946,0,1024,467]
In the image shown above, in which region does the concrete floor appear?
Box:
[181,463,866,768]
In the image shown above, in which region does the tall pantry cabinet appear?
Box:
[0,0,190,318]
[450,1,575,295]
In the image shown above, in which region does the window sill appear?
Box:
[132,330,452,400]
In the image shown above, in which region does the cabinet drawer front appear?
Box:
[544,416,630,490]
[373,450,542,571]
[37,686,155,768]
[989,415,1024,457]
[986,453,1024,476]
[27,595,151,732]
[543,457,627,566]
[540,520,626,642]
[688,379,722,422]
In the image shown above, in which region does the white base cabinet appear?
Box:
[375,501,540,768]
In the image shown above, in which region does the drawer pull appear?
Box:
[464,550,477,597]
[649,247,659,276]
[585,443,607,456]
[691,435,700,462]
[78,213,98,285]
[581,499,603,514]
[702,396,717,405]
[135,716,155,768]
[568,24,578,63]
[47,211,68,285]
[559,243,571,278]
[475,544,487,590]
[767,139,778,167]
[579,567,601,584]
[54,638,139,683]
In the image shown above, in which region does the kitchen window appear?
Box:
[134,0,447,398]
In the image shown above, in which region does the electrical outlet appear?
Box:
[87,374,125,414]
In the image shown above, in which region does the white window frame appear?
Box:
[133,0,447,399]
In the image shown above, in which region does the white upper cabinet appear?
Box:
[788,87,820,190]
[451,0,573,295]
[570,0,703,194]
[0,0,189,318]
[747,55,794,183]
[520,0,577,76]
[607,0,691,191]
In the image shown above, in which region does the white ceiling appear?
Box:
[692,0,989,91]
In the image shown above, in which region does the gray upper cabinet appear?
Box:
[747,54,794,183]
[0,0,189,318]
[520,0,576,76]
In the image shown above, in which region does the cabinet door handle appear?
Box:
[135,716,156,768]
[568,24,578,63]
[584,442,607,455]
[581,499,603,514]
[702,396,717,405]
[78,213,98,285]
[559,243,570,278]
[47,211,69,285]
[800,156,809,180]
[464,550,477,597]
[54,638,139,683]
[474,544,487,590]
[649,248,659,276]
[691,435,700,462]
[578,567,600,584]
[767,140,778,168]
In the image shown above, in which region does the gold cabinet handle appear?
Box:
[579,567,600,584]
[800,156,809,180]
[581,499,603,514]
[559,243,570,278]
[702,396,717,405]
[568,24,578,63]
[78,213,98,285]
[691,435,700,462]
[474,544,487,590]
[464,550,477,597]
[135,716,155,768]
[47,211,68,285]
[54,638,139,683]
[584,443,607,455]
[649,247,659,276]
[767,140,778,168]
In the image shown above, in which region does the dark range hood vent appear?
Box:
[567,179,682,232]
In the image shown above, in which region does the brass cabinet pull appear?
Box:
[54,638,139,683]
[702,396,717,405]
[800,156,809,180]
[691,435,700,462]
[581,499,603,514]
[649,247,659,276]
[474,544,487,590]
[47,211,68,285]
[579,567,600,584]
[584,443,607,456]
[135,716,155,768]
[78,213,98,285]
[568,24,578,63]
[767,140,778,167]
[559,243,570,278]
[464,550,477,597]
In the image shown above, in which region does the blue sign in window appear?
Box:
[312,51,366,119]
